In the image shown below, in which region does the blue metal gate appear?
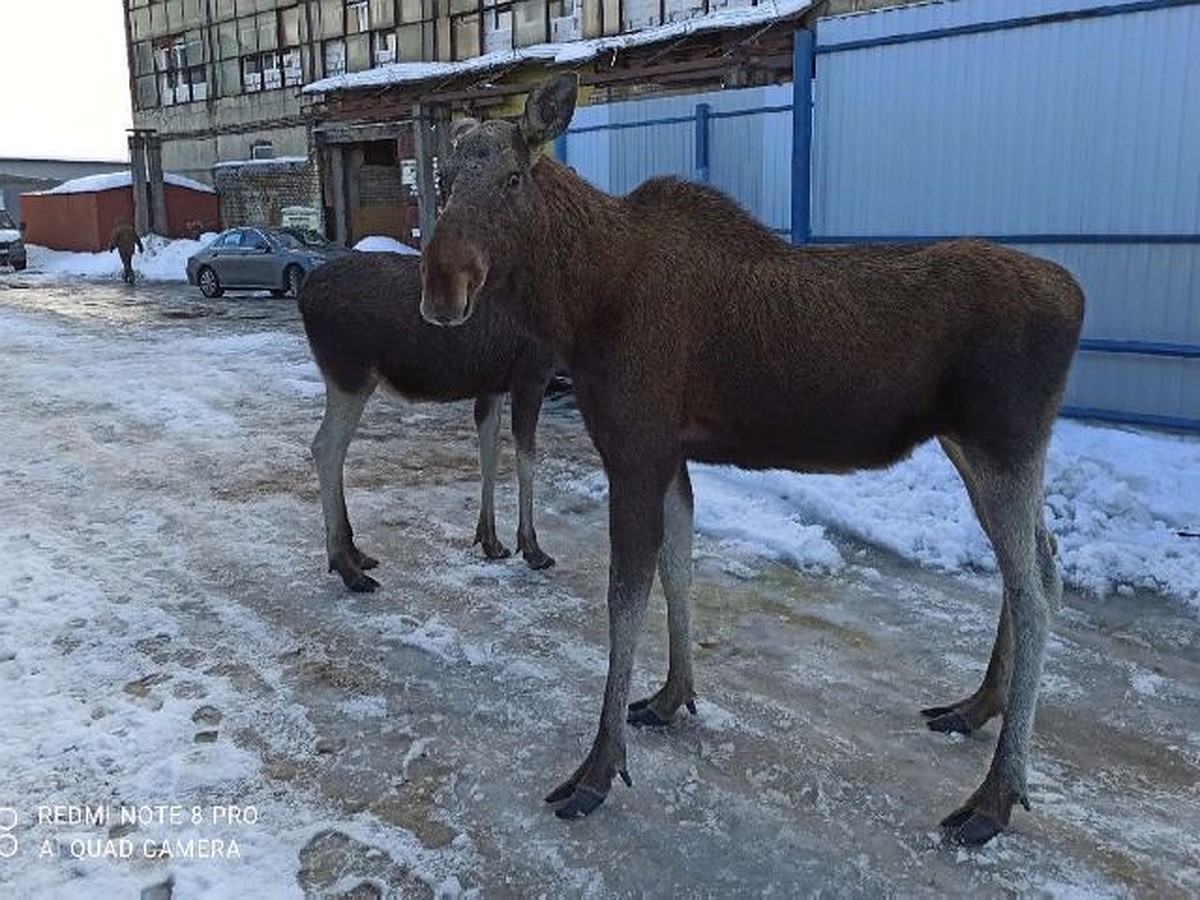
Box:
[557,84,795,237]
[803,0,1200,431]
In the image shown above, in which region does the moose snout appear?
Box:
[419,239,488,327]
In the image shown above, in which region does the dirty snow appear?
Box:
[354,235,421,255]
[0,260,1197,897]
[24,234,219,282]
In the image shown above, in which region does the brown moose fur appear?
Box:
[421,75,1085,846]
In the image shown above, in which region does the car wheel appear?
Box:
[198,266,224,298]
[284,264,305,298]
[13,261,25,271]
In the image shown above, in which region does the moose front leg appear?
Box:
[312,380,380,592]
[473,394,512,560]
[511,377,555,570]
[629,464,698,727]
[547,474,664,819]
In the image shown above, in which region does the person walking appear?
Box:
[110,223,144,284]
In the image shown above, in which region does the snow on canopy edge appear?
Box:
[301,0,814,95]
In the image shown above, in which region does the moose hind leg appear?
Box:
[511,378,554,570]
[312,380,379,591]
[941,451,1052,845]
[922,437,1012,734]
[629,464,698,727]
[473,394,511,560]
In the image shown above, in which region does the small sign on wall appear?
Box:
[280,205,320,229]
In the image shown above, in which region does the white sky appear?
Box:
[4,4,133,162]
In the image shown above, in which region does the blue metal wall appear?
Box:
[559,84,794,236]
[810,0,1200,430]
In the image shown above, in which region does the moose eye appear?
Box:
[507,172,521,188]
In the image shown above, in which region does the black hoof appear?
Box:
[480,540,513,560]
[627,699,672,728]
[943,810,1004,846]
[358,553,379,570]
[348,573,380,593]
[552,786,607,819]
[523,548,556,570]
[685,699,698,715]
[926,710,973,734]
[921,704,956,719]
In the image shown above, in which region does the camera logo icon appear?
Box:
[0,807,17,858]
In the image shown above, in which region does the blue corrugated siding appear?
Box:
[562,84,793,234]
[811,0,1200,429]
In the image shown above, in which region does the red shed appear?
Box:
[20,172,219,252]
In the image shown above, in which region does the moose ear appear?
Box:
[448,116,479,148]
[519,73,578,149]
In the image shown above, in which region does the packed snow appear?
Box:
[569,419,1200,608]
[26,234,218,281]
[30,170,215,195]
[303,0,814,94]
[353,235,421,254]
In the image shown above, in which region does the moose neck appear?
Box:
[512,158,628,363]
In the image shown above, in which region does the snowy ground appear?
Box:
[25,233,417,284]
[0,270,1197,898]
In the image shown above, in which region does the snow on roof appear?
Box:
[211,156,310,169]
[32,171,215,196]
[302,0,814,95]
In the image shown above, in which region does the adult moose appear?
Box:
[300,251,556,592]
[420,74,1085,845]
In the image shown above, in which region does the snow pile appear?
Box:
[572,422,1200,607]
[26,233,219,282]
[354,235,420,254]
[31,170,215,195]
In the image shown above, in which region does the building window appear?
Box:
[251,141,275,160]
[243,50,298,92]
[483,0,515,53]
[373,30,397,65]
[324,39,347,76]
[282,48,304,87]
[242,54,264,92]
[153,33,207,106]
[347,0,370,33]
[451,11,481,60]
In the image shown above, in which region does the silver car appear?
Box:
[186,226,351,298]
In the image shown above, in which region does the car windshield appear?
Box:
[282,228,329,248]
[272,231,306,250]
[0,210,16,230]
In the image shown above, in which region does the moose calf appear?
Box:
[299,251,557,591]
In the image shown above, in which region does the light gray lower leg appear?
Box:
[942,456,1050,845]
[511,381,554,569]
[311,380,378,591]
[473,394,510,560]
[923,438,1013,733]
[546,473,666,818]
[629,465,697,726]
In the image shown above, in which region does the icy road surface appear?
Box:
[0,275,1197,898]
